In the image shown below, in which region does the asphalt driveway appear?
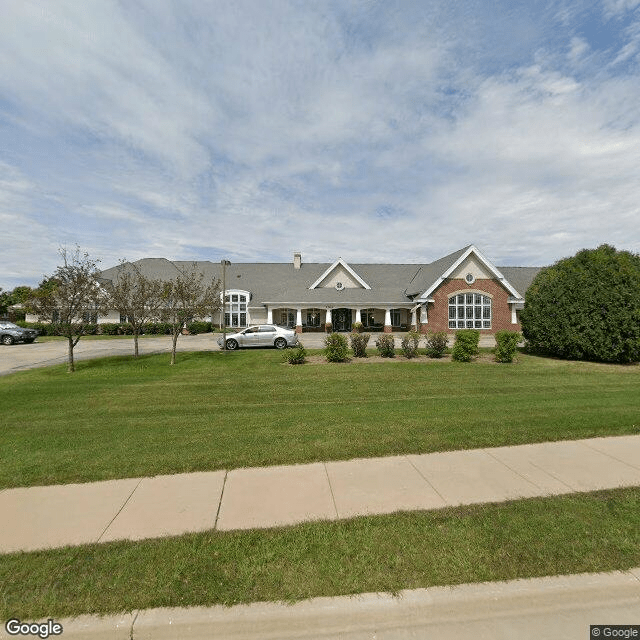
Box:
[0,331,497,376]
[0,334,221,376]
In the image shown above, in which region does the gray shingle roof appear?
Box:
[99,248,543,307]
[497,267,542,298]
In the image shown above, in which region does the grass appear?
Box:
[1,349,638,489]
[1,487,639,619]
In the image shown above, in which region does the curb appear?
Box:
[4,568,639,640]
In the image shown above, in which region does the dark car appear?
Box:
[0,322,38,345]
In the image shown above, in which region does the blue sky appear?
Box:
[1,0,639,290]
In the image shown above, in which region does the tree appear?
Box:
[520,244,640,363]
[0,288,8,316]
[0,286,32,317]
[161,264,221,365]
[29,246,109,372]
[103,261,164,358]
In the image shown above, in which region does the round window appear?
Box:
[335,282,344,291]
[465,273,475,284]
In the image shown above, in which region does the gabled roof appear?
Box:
[309,258,371,290]
[98,247,542,307]
[413,245,523,301]
[404,246,471,297]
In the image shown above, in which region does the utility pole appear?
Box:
[221,259,231,351]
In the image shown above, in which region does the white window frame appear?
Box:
[224,290,250,328]
[448,292,491,329]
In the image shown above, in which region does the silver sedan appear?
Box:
[217,324,299,350]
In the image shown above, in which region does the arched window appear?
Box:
[448,293,491,329]
[224,290,250,327]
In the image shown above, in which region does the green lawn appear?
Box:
[1,487,639,619]
[1,349,638,488]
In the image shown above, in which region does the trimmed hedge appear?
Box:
[17,321,212,336]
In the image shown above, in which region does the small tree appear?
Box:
[520,244,640,363]
[103,261,164,358]
[161,264,221,365]
[29,246,109,372]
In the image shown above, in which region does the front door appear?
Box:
[332,308,352,332]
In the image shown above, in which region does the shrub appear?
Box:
[520,244,640,363]
[451,329,480,362]
[350,332,370,357]
[284,343,307,364]
[400,331,421,358]
[187,321,212,335]
[324,332,350,362]
[425,331,449,358]
[494,330,521,363]
[118,323,134,335]
[142,322,173,335]
[324,322,333,333]
[99,323,120,335]
[375,333,396,357]
[351,321,364,333]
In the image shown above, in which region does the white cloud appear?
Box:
[0,0,639,288]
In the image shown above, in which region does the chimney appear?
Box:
[293,252,301,269]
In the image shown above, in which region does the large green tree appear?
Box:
[520,244,640,363]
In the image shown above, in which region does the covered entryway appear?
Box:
[332,308,352,332]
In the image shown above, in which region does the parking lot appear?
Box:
[0,331,497,376]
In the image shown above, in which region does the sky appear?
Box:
[1,0,639,290]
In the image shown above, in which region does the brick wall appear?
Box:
[421,279,520,333]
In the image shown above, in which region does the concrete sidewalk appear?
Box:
[2,434,640,554]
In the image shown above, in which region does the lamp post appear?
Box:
[221,260,231,351]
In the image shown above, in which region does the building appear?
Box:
[97,245,541,334]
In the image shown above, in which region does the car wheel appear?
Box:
[225,339,238,350]
[274,337,287,349]
[1,335,15,345]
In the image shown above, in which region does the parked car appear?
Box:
[0,322,38,345]
[217,324,299,350]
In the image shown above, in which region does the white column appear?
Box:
[326,308,332,323]
[511,304,517,324]
[267,307,273,323]
[355,308,362,323]
[420,305,428,324]
[296,308,302,326]
[411,308,417,327]
[384,308,391,326]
